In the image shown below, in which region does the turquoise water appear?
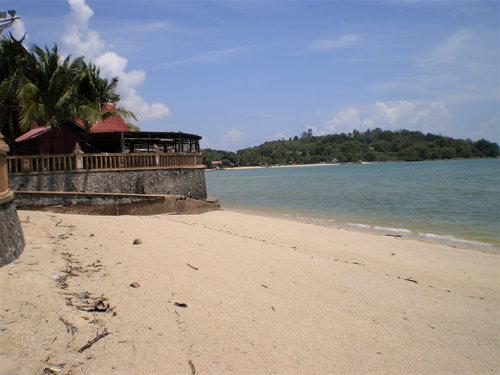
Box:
[206,159,500,249]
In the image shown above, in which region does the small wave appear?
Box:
[346,223,370,229]
[417,233,491,247]
[373,226,411,234]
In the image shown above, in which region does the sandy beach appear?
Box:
[1,210,499,374]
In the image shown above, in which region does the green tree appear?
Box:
[75,62,136,130]
[17,45,103,135]
[0,35,34,152]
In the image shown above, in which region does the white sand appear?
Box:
[1,210,499,374]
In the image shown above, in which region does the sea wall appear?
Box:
[13,191,219,216]
[9,167,207,200]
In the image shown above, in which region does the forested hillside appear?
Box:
[202,128,499,167]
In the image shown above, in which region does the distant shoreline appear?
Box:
[205,156,498,171]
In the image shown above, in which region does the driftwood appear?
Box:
[59,316,76,335]
[187,263,199,271]
[188,359,196,374]
[78,329,109,353]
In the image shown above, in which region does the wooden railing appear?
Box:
[7,152,203,174]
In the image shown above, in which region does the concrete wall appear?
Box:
[14,191,220,216]
[9,167,207,200]
[0,196,25,267]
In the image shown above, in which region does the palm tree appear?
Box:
[0,34,33,153]
[76,62,137,131]
[17,45,104,153]
[17,45,102,131]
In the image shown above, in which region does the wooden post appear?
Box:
[73,143,84,170]
[0,134,14,204]
[153,144,160,166]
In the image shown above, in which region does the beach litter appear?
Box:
[187,263,199,271]
[404,278,418,284]
[133,238,143,245]
[188,359,197,374]
[78,329,110,353]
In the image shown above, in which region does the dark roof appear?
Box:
[88,131,202,141]
[15,126,50,142]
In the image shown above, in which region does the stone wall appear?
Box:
[0,196,25,267]
[1,133,25,267]
[9,167,207,200]
[14,191,220,216]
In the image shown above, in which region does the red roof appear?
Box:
[74,103,130,133]
[90,104,129,133]
[15,126,51,142]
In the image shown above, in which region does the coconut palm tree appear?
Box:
[17,45,105,153]
[0,34,33,153]
[75,62,136,131]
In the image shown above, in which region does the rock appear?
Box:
[206,196,219,204]
[133,238,142,245]
[130,282,140,288]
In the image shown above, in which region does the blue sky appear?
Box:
[7,0,500,150]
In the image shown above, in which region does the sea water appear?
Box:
[206,159,500,250]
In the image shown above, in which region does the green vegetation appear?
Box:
[0,35,136,151]
[203,128,499,167]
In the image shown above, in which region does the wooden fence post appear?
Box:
[153,144,160,166]
[73,143,84,170]
[0,134,10,196]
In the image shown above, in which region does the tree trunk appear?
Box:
[7,112,16,155]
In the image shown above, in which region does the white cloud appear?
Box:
[363,101,417,129]
[475,118,499,141]
[269,132,288,141]
[164,47,247,67]
[321,101,452,136]
[61,0,171,122]
[62,0,105,58]
[409,102,451,134]
[308,34,359,52]
[324,107,362,133]
[375,28,499,104]
[224,128,242,144]
[131,21,169,32]
[119,91,172,120]
[308,125,326,136]
[204,128,243,150]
